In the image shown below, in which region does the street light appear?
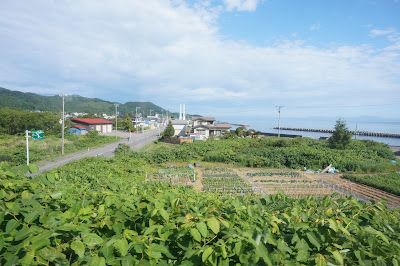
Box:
[115,103,119,139]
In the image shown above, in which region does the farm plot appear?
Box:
[202,167,256,196]
[146,165,194,187]
[319,174,400,208]
[240,169,342,197]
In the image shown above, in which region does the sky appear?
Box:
[1,0,400,127]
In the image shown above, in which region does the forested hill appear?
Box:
[0,87,167,116]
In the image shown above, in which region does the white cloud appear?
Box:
[222,0,261,11]
[310,22,321,31]
[369,28,396,37]
[369,28,400,51]
[0,0,399,119]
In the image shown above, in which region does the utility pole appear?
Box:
[276,106,284,138]
[114,103,119,139]
[26,130,29,165]
[60,94,66,155]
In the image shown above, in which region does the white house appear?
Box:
[192,117,231,138]
[171,120,188,136]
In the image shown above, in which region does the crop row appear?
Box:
[247,171,301,177]
[254,179,312,183]
[342,173,400,196]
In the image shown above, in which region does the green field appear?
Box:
[0,132,120,165]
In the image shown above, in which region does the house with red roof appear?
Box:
[70,118,113,134]
[69,125,87,135]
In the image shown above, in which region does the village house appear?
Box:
[70,118,113,134]
[192,116,232,138]
[68,125,87,135]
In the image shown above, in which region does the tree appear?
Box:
[122,115,134,131]
[235,127,244,137]
[164,121,175,137]
[328,119,352,149]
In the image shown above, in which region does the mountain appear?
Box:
[0,87,171,117]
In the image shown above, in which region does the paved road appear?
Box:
[29,127,163,176]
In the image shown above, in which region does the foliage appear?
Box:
[329,119,352,149]
[221,131,238,139]
[122,115,134,131]
[235,127,244,137]
[342,173,400,196]
[0,133,119,165]
[0,108,62,135]
[1,161,400,265]
[132,137,394,173]
[114,144,131,154]
[163,121,175,137]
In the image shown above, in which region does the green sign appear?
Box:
[32,130,44,140]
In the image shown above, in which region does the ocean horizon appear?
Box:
[218,116,400,146]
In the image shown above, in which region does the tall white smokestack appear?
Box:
[183,104,186,120]
[179,104,182,120]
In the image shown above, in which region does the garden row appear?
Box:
[342,173,400,196]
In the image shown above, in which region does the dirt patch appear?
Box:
[193,168,203,191]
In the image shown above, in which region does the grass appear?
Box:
[135,140,173,153]
[0,133,120,165]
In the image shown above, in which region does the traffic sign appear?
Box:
[31,130,44,139]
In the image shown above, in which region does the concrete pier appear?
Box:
[273,127,400,138]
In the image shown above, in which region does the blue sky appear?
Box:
[0,0,399,126]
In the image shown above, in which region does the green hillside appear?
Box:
[0,87,173,116]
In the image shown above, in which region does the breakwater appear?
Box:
[273,127,400,138]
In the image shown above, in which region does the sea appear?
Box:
[219,116,400,146]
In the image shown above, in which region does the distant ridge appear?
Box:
[0,87,173,116]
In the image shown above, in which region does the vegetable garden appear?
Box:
[201,167,255,196]
[146,166,195,187]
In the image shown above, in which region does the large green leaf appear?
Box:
[190,228,202,242]
[71,241,85,258]
[196,222,208,238]
[202,246,213,262]
[207,217,220,234]
[114,238,129,256]
[306,232,322,250]
[331,250,344,265]
[5,219,20,233]
[315,253,327,266]
[28,164,39,174]
[83,233,104,248]
[15,227,31,241]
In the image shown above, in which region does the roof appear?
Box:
[193,123,232,130]
[70,118,113,125]
[192,116,215,122]
[171,120,188,125]
[209,123,232,129]
[71,125,86,129]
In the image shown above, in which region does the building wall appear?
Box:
[69,128,86,135]
[173,125,186,136]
